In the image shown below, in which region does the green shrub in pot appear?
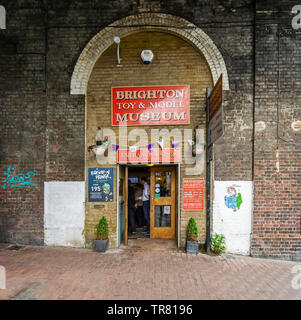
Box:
[94,217,109,252]
[186,217,199,254]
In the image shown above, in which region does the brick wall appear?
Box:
[0,2,46,244]
[0,0,299,259]
[252,2,301,260]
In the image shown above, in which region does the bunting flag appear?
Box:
[157,139,164,149]
[171,140,179,149]
[129,146,137,153]
[187,139,195,146]
[112,144,119,152]
[113,141,180,153]
[148,143,154,153]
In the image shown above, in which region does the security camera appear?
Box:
[141,50,154,65]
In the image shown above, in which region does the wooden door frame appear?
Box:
[177,163,181,248]
[117,164,120,247]
[150,165,176,239]
[122,164,179,246]
[124,165,128,246]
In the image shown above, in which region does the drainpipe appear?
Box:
[205,87,211,253]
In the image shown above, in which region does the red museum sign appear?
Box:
[112,85,190,126]
[117,148,181,163]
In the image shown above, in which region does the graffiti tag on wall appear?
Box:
[224,185,242,212]
[2,167,36,189]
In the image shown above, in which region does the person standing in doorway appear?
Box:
[134,183,144,228]
[140,177,150,236]
[128,184,136,235]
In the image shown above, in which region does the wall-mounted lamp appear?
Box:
[114,36,122,67]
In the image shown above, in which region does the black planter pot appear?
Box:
[186,240,199,254]
[94,239,109,252]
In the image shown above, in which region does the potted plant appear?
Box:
[94,217,109,252]
[210,233,226,255]
[186,217,199,254]
[92,137,110,156]
[88,134,111,157]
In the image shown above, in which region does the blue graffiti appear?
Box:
[2,167,36,189]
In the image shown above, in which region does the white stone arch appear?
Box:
[70,13,229,95]
[0,5,6,30]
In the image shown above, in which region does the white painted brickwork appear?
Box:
[44,182,85,247]
[213,181,253,255]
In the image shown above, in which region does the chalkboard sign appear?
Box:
[88,168,114,202]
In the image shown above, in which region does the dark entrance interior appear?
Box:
[128,166,151,239]
[119,164,178,248]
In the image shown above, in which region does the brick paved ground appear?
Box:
[0,243,300,300]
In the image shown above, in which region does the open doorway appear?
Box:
[128,166,151,239]
[119,165,178,247]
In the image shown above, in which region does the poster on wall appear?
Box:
[182,178,204,211]
[112,85,190,126]
[88,168,114,202]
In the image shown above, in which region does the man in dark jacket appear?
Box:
[134,183,144,228]
[128,184,136,234]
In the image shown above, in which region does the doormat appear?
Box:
[6,245,24,251]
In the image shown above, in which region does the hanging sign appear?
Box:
[209,106,224,144]
[88,168,114,202]
[117,148,181,163]
[112,85,190,126]
[209,74,224,144]
[182,178,204,211]
[209,75,223,121]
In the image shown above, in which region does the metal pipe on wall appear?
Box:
[206,87,211,253]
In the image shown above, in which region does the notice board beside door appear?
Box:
[88,168,114,202]
[182,178,204,211]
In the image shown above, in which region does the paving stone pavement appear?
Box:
[0,244,300,300]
